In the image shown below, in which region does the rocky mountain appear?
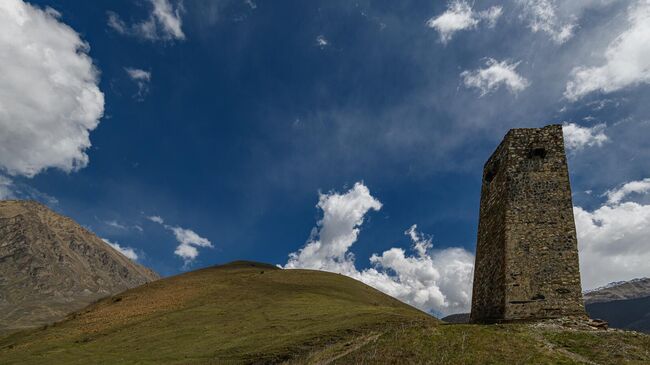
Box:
[584,278,650,304]
[584,278,650,333]
[0,200,158,333]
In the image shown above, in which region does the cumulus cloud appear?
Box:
[169,227,213,263]
[108,0,185,42]
[285,183,474,316]
[565,0,650,101]
[426,1,502,44]
[102,238,139,261]
[125,68,151,101]
[562,122,608,150]
[606,178,650,204]
[575,181,650,289]
[461,59,529,96]
[517,0,575,44]
[0,0,104,177]
[148,215,213,264]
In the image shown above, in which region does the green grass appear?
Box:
[1,261,649,364]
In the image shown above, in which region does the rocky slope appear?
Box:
[0,200,158,333]
[584,278,650,304]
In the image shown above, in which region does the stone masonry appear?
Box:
[470,125,586,323]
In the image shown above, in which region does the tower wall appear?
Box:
[470,125,586,323]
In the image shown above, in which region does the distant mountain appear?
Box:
[0,200,158,333]
[584,278,650,333]
[441,313,470,323]
[1,261,648,364]
[584,278,650,304]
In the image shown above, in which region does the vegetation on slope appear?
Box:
[1,261,649,364]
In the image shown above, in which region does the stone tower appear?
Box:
[470,124,586,323]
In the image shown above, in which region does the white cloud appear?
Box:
[285,183,475,316]
[427,1,478,43]
[286,182,382,271]
[461,59,529,96]
[108,0,185,42]
[125,67,151,101]
[575,187,650,289]
[479,6,503,28]
[148,215,213,264]
[517,0,575,44]
[147,215,164,224]
[565,0,650,101]
[606,178,650,204]
[0,0,104,177]
[169,226,212,262]
[105,220,127,230]
[102,238,139,261]
[562,122,608,150]
[316,35,329,48]
[426,1,502,44]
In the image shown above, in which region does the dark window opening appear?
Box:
[528,147,547,159]
[485,162,499,183]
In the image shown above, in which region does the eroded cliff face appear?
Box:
[0,200,158,333]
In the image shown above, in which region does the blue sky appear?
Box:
[1,0,650,315]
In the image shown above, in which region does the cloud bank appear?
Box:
[0,0,104,177]
[285,183,474,316]
[108,0,185,42]
[575,179,650,289]
[565,0,650,100]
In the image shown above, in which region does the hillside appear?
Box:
[1,261,649,364]
[0,200,159,334]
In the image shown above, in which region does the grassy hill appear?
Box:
[1,261,649,364]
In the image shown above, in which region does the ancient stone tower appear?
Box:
[470,124,586,323]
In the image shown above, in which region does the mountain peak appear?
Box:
[0,200,159,333]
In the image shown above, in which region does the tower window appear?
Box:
[485,162,499,183]
[528,147,546,159]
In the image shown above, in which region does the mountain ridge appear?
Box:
[0,200,159,333]
[584,277,650,304]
